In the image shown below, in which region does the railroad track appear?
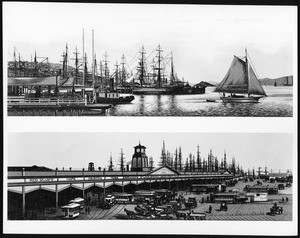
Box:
[88,207,105,220]
[92,204,123,220]
[103,204,127,220]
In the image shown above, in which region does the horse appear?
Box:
[124,208,136,219]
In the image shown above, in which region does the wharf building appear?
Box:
[7,143,237,219]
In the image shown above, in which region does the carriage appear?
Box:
[184,197,197,209]
[219,202,228,211]
[269,204,283,216]
[277,183,285,190]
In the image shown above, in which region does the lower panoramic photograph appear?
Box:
[6,132,293,222]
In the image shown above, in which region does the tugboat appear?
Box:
[96,91,134,104]
[214,49,267,103]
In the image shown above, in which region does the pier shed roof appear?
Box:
[8,76,74,87]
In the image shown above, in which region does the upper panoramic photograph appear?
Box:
[4,3,296,116]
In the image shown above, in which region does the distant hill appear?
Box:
[207,81,219,86]
[260,75,293,86]
[195,81,215,87]
[209,76,293,87]
[49,62,75,71]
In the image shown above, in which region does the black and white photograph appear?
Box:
[2,1,298,237]
[3,2,296,116]
[4,132,296,234]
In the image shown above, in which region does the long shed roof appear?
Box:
[8,76,74,87]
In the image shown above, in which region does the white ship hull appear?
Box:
[220,96,264,103]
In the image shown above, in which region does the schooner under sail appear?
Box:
[215,49,267,103]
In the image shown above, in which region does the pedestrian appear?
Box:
[282,197,284,203]
[209,205,212,213]
[286,197,289,202]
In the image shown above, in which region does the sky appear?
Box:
[3,3,296,84]
[7,132,293,173]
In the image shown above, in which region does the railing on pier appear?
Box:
[7,97,87,106]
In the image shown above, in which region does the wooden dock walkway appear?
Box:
[7,97,112,116]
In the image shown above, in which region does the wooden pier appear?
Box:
[7,97,112,116]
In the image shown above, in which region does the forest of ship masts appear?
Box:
[70,142,271,178]
[8,42,183,89]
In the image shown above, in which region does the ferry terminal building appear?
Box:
[7,143,236,219]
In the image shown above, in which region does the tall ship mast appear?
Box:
[214,49,267,103]
[156,44,163,88]
[132,44,206,95]
[137,46,146,87]
[120,54,126,86]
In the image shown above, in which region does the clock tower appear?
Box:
[131,142,149,172]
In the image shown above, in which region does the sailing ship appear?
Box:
[282,76,291,86]
[214,49,267,103]
[7,45,75,98]
[132,45,206,95]
[95,53,135,104]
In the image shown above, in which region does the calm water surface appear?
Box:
[108,86,293,117]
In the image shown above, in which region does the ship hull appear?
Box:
[220,96,264,103]
[132,87,173,95]
[96,96,134,104]
[132,86,206,95]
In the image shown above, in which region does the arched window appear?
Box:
[144,157,148,167]
[132,157,136,168]
[137,157,142,167]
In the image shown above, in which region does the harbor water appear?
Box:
[108,86,293,117]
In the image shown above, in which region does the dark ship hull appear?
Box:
[132,85,206,95]
[96,92,134,104]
